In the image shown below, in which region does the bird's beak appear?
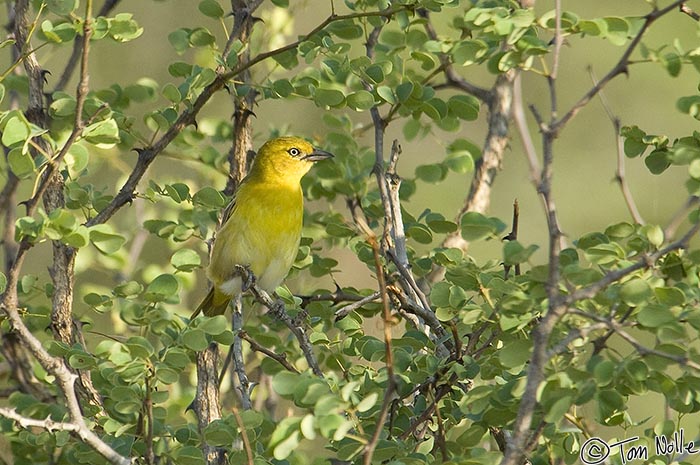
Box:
[303,149,334,162]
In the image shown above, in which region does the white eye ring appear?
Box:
[288,147,301,157]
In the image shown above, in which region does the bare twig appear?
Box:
[333,291,381,320]
[239,330,300,373]
[420,10,491,103]
[664,196,700,239]
[513,74,540,185]
[231,406,254,465]
[251,286,323,377]
[551,0,686,134]
[589,67,644,224]
[357,214,397,465]
[680,3,700,21]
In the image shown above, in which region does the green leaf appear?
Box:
[654,286,685,306]
[7,148,35,179]
[445,151,474,173]
[272,371,301,397]
[198,0,224,18]
[89,225,126,255]
[182,328,209,351]
[168,29,190,53]
[171,249,201,272]
[448,95,480,121]
[619,279,652,306]
[109,13,144,42]
[637,304,675,328]
[83,119,120,147]
[189,28,216,47]
[415,164,446,183]
[165,183,190,203]
[406,224,433,244]
[499,339,531,368]
[192,187,225,208]
[621,125,647,157]
[145,274,179,302]
[376,86,395,104]
[314,88,345,108]
[162,83,182,103]
[196,315,228,336]
[155,365,179,384]
[346,90,375,111]
[641,224,664,247]
[460,212,500,241]
[272,79,294,98]
[46,0,78,15]
[63,226,89,248]
[604,17,629,46]
[645,149,670,174]
[2,116,30,147]
[65,144,89,173]
[204,420,236,446]
[0,272,6,294]
[452,39,487,66]
[503,241,539,265]
[545,395,572,424]
[176,445,205,465]
[395,82,415,103]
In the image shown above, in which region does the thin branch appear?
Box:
[569,219,700,304]
[420,10,491,103]
[239,330,299,374]
[551,0,686,134]
[680,3,700,21]
[0,407,80,432]
[358,214,397,465]
[589,66,644,224]
[253,289,323,377]
[334,291,381,320]
[664,196,700,239]
[571,310,700,371]
[231,406,254,465]
[513,74,541,185]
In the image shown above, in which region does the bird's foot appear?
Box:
[234,264,255,291]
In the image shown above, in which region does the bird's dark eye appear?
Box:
[288,147,301,157]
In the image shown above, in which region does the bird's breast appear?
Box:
[208,182,304,293]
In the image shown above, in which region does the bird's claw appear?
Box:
[234,264,255,291]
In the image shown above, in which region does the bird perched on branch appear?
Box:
[194,136,333,317]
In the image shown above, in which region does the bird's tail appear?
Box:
[192,286,231,318]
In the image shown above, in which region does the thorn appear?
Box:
[40,69,51,84]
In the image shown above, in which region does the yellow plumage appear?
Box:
[195,136,333,316]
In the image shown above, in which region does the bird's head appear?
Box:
[251,136,333,183]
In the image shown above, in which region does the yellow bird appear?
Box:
[195,136,333,316]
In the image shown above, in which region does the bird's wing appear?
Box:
[218,195,237,229]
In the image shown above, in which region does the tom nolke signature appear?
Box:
[580,429,697,464]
